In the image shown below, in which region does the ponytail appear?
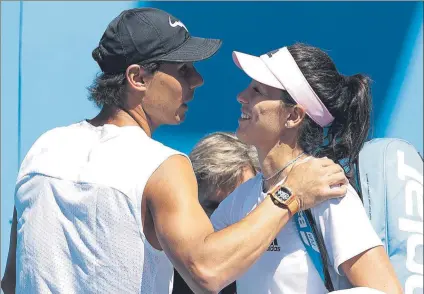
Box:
[324,74,372,175]
[284,43,373,177]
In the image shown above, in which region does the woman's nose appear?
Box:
[237,89,249,104]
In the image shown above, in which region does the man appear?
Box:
[2,8,348,294]
[173,132,259,294]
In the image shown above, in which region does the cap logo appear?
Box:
[169,16,188,32]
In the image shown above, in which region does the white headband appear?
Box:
[232,47,334,127]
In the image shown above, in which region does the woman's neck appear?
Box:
[259,143,306,191]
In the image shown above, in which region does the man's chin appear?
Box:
[174,105,188,124]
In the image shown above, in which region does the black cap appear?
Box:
[93,8,222,73]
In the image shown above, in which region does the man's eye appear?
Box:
[180,64,188,74]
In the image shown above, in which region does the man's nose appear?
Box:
[189,68,204,89]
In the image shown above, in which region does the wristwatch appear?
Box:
[267,184,300,217]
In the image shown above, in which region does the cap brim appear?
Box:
[158,37,222,63]
[232,51,284,90]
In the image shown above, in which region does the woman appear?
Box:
[211,43,402,293]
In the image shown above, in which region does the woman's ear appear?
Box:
[285,105,306,129]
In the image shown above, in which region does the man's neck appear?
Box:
[88,105,154,137]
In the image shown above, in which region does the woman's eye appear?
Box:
[253,87,262,95]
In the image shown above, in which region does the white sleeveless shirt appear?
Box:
[15,121,184,293]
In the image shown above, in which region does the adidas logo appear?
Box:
[267,238,281,251]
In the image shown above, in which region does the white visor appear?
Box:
[232,47,335,128]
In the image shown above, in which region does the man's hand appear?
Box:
[285,157,348,210]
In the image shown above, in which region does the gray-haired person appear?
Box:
[173,132,259,294]
[2,8,348,294]
[191,132,260,217]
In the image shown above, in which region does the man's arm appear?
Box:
[145,155,347,293]
[341,246,403,294]
[1,208,17,294]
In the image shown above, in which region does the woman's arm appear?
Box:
[341,246,403,294]
[312,185,403,294]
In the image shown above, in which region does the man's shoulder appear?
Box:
[137,136,189,166]
[26,122,83,150]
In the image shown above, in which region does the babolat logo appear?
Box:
[397,150,423,294]
[306,232,320,253]
[297,211,307,228]
[267,238,280,251]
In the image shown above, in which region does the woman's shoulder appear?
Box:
[309,183,366,226]
[317,183,360,207]
[211,173,262,228]
[235,173,263,193]
[225,173,263,205]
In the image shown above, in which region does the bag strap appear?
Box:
[294,209,334,291]
[352,159,363,202]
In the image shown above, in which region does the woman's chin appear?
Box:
[236,128,252,145]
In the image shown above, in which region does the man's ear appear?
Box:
[285,105,306,129]
[126,64,149,91]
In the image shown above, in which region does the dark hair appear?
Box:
[87,47,160,108]
[283,43,372,177]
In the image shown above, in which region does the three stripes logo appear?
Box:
[267,238,281,251]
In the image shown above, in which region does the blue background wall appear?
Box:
[2,0,423,279]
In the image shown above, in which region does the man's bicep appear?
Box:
[144,155,213,270]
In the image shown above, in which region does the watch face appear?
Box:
[275,187,291,201]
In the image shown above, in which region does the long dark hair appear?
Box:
[283,43,372,177]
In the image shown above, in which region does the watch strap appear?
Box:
[268,184,300,216]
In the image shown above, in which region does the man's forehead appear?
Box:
[162,61,192,66]
[159,61,194,71]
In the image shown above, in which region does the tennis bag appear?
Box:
[296,138,423,293]
[357,138,423,293]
